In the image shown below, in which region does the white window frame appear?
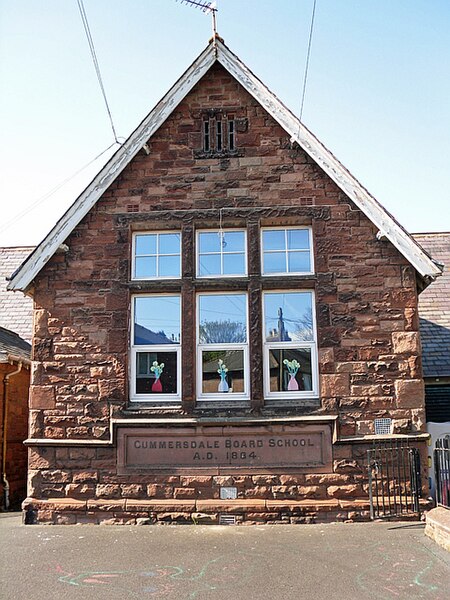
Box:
[196,291,250,402]
[130,294,181,403]
[262,289,319,401]
[260,226,314,276]
[131,231,181,280]
[196,229,247,278]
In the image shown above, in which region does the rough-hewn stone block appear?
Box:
[321,374,350,397]
[392,331,420,354]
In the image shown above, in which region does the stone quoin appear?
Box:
[8,38,443,525]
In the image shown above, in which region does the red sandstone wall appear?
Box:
[26,64,426,512]
[0,363,30,509]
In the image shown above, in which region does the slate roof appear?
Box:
[0,325,31,363]
[0,247,34,342]
[414,233,450,378]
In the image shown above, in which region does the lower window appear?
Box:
[263,290,318,400]
[136,351,178,395]
[197,293,249,401]
[131,295,181,402]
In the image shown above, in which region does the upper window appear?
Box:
[131,295,181,402]
[261,227,313,275]
[197,293,249,401]
[132,232,181,280]
[197,230,247,277]
[263,290,318,400]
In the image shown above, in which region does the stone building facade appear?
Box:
[0,327,31,509]
[9,39,442,524]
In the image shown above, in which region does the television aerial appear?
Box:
[175,0,218,38]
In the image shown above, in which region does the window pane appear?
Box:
[198,254,221,276]
[288,251,311,273]
[262,230,285,251]
[264,292,313,342]
[201,349,245,394]
[268,348,313,392]
[159,233,180,255]
[135,234,157,256]
[135,256,156,279]
[199,232,221,253]
[263,252,285,274]
[134,296,180,345]
[158,255,180,277]
[137,352,149,375]
[199,294,247,344]
[136,351,178,394]
[223,231,245,252]
[223,253,245,275]
[287,229,309,250]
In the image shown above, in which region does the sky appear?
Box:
[0,0,449,248]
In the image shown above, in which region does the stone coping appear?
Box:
[22,496,371,513]
[425,507,450,552]
[337,433,430,444]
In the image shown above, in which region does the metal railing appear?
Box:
[434,438,450,509]
[368,440,421,519]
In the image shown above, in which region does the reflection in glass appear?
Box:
[197,230,246,276]
[136,351,178,394]
[201,349,245,394]
[199,254,221,276]
[135,256,156,279]
[135,234,156,255]
[199,232,220,253]
[268,348,312,392]
[287,229,309,250]
[264,292,313,342]
[262,228,311,274]
[288,251,310,273]
[262,230,285,251]
[134,232,180,278]
[134,296,181,345]
[222,231,245,252]
[159,233,180,255]
[263,252,285,274]
[199,294,247,344]
[159,255,179,278]
[223,253,245,275]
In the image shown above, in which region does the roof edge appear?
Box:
[216,41,442,281]
[8,42,216,292]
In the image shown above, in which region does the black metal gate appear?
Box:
[368,441,421,519]
[434,437,450,508]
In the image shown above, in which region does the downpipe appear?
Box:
[2,362,23,510]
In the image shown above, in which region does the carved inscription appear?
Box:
[117,424,332,474]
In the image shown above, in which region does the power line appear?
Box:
[76,0,120,144]
[299,0,317,127]
[0,142,118,234]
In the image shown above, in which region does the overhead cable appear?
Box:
[76,0,120,144]
[0,142,118,234]
[298,0,318,128]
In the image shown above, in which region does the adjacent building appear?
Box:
[0,246,33,509]
[413,232,450,494]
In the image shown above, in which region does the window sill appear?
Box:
[127,280,182,291]
[125,403,183,414]
[195,400,251,410]
[263,397,321,409]
[193,149,244,159]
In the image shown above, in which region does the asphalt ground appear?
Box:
[1,513,449,600]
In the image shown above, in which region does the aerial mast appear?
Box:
[176,0,218,39]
